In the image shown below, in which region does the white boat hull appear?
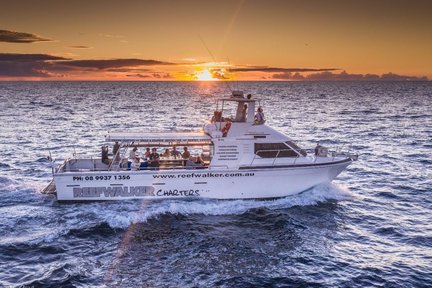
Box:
[54,159,351,201]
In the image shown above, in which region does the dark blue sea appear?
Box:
[0,81,431,287]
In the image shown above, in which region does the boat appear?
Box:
[45,91,357,201]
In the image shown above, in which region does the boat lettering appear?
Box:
[156,189,200,197]
[73,175,130,181]
[152,172,255,179]
[73,186,154,198]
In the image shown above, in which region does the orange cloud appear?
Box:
[0,29,52,43]
[271,71,428,81]
[0,53,429,81]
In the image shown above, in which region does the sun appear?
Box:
[195,69,217,81]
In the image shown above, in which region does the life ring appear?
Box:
[222,122,231,137]
[203,123,217,135]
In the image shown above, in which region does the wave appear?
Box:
[8,262,84,288]
[0,182,354,248]
[0,176,31,192]
[87,182,354,229]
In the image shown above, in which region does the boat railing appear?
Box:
[127,166,209,171]
[108,141,129,171]
[55,161,67,173]
[59,162,210,172]
[302,146,357,163]
[250,149,303,167]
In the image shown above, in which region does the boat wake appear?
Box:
[77,182,353,229]
[0,181,353,247]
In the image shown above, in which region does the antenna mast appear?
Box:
[198,35,233,94]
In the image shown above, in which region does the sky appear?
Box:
[0,0,431,81]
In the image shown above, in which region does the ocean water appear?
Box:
[0,81,431,287]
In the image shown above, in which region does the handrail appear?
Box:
[56,162,66,173]
[250,148,303,167]
[60,164,210,173]
[108,140,128,171]
[272,150,281,166]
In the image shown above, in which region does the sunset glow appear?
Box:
[195,69,217,81]
[0,0,430,81]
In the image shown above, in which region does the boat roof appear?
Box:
[218,97,257,103]
[105,131,212,146]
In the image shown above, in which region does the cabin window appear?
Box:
[285,141,307,156]
[254,143,299,158]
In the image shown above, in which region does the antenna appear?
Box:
[199,35,216,64]
[198,35,233,94]
[226,56,240,91]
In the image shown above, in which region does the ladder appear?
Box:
[108,141,129,171]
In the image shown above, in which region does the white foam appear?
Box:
[93,182,354,228]
[0,182,355,245]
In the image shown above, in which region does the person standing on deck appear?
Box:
[254,107,265,124]
[182,147,190,159]
[101,145,110,165]
[240,104,248,122]
[112,141,120,161]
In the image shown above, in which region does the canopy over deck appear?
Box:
[105,132,212,146]
[218,97,257,103]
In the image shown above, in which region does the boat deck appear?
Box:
[58,158,208,173]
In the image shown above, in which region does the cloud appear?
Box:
[229,66,339,73]
[271,71,428,81]
[1,53,427,81]
[125,72,172,79]
[0,29,52,43]
[380,72,428,81]
[67,45,93,49]
[0,61,52,77]
[152,73,171,79]
[106,68,150,73]
[0,53,68,61]
[0,53,178,79]
[210,68,229,80]
[126,73,150,78]
[57,59,173,69]
[0,53,69,77]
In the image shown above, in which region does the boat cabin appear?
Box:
[57,91,313,174]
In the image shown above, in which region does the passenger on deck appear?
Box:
[171,146,181,159]
[194,155,204,165]
[182,147,191,166]
[254,107,265,124]
[149,148,160,168]
[211,111,222,122]
[144,147,151,159]
[315,142,328,157]
[162,148,171,158]
[101,145,111,165]
[130,154,141,171]
[314,142,321,156]
[240,104,248,122]
[185,155,205,169]
[182,147,190,159]
[129,146,138,160]
[112,141,120,160]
